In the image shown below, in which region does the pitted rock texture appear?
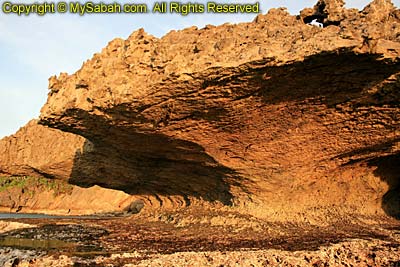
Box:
[0,0,399,220]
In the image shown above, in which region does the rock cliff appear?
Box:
[1,0,399,221]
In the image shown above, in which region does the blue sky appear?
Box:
[0,0,398,138]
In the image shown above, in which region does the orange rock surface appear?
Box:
[0,0,399,221]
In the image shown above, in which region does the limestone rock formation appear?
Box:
[0,0,399,221]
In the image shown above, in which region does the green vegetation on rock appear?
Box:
[0,176,73,196]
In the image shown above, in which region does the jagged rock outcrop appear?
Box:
[0,0,399,220]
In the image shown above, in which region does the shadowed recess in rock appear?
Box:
[369,153,400,219]
[66,111,245,206]
[334,144,400,219]
[334,137,400,164]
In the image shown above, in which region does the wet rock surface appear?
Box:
[0,224,108,252]
[0,248,44,267]
[0,213,399,266]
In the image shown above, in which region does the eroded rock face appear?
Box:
[1,1,399,220]
[0,120,85,179]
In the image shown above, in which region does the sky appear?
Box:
[0,0,398,138]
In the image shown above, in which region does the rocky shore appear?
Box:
[0,0,399,265]
[0,212,399,266]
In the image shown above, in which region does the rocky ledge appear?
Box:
[0,0,399,223]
